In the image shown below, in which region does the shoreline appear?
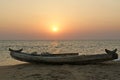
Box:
[0,59,120,80]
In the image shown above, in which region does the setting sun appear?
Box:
[0,0,120,40]
[52,26,59,32]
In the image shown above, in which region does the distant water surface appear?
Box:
[0,40,120,62]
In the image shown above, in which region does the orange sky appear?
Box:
[0,0,120,40]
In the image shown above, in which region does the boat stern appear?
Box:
[105,49,118,59]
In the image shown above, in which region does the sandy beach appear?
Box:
[0,58,120,80]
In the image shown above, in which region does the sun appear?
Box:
[52,26,59,32]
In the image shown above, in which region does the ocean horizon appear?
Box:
[0,40,120,62]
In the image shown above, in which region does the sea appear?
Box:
[0,40,120,62]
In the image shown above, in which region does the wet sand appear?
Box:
[0,59,120,80]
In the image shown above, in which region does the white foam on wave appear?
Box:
[113,58,120,62]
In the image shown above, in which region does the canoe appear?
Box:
[9,48,118,64]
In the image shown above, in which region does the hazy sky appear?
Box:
[0,0,120,40]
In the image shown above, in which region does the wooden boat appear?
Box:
[9,48,118,64]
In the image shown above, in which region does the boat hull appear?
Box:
[9,48,118,64]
